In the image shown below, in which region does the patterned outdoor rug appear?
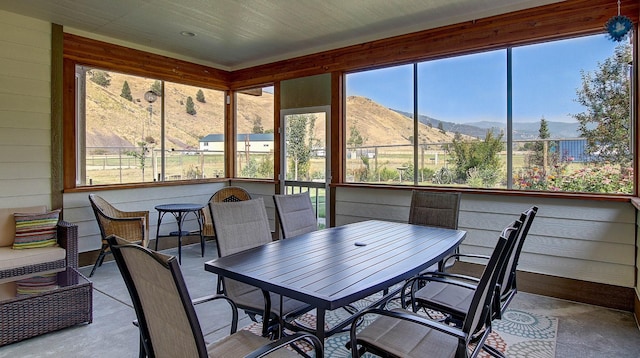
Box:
[242,296,557,357]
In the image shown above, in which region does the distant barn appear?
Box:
[200,133,274,153]
[558,139,593,162]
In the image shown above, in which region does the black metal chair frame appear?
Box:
[107,235,323,358]
[348,223,519,358]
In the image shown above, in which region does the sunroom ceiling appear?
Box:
[0,0,561,71]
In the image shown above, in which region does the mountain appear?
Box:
[393,110,580,140]
[85,71,578,151]
[467,120,580,139]
[85,72,461,149]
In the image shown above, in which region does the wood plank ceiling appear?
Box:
[0,0,562,70]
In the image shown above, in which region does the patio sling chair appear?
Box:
[209,198,312,338]
[273,191,318,239]
[402,206,537,357]
[106,235,323,358]
[201,186,251,240]
[404,206,537,319]
[408,190,461,229]
[88,194,149,277]
[347,222,518,358]
[201,186,252,293]
[408,190,462,271]
[273,191,360,324]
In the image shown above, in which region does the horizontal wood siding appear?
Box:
[335,187,636,287]
[63,182,227,252]
[63,181,275,253]
[0,10,52,208]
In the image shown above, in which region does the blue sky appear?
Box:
[346,34,622,124]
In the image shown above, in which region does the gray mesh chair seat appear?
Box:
[408,191,461,229]
[348,223,519,358]
[226,278,310,318]
[273,192,318,239]
[355,309,460,357]
[408,190,461,272]
[106,235,322,358]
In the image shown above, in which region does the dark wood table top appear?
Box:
[204,220,466,311]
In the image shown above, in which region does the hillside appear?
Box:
[346,96,456,145]
[85,73,460,150]
[393,110,580,140]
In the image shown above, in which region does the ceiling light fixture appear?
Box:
[180,31,196,37]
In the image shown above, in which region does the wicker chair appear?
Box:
[273,192,317,239]
[106,235,322,358]
[209,198,311,338]
[348,223,518,358]
[201,186,251,239]
[88,194,149,277]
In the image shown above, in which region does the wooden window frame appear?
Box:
[62,0,639,200]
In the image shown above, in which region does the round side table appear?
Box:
[154,203,204,263]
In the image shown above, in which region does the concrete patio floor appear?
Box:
[0,240,638,357]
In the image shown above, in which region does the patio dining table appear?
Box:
[204,219,466,342]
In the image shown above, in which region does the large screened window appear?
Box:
[345,65,414,183]
[75,66,225,186]
[345,33,634,194]
[235,86,275,179]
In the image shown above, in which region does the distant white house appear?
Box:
[199,133,274,153]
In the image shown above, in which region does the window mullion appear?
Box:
[413,63,419,185]
[506,48,513,189]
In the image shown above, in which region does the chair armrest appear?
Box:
[132,294,240,335]
[349,308,466,347]
[104,217,147,246]
[401,272,479,308]
[404,271,480,291]
[245,332,323,358]
[57,220,79,269]
[442,252,490,269]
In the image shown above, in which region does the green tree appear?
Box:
[451,130,504,184]
[573,44,631,166]
[347,121,366,148]
[150,80,162,96]
[286,114,314,180]
[89,70,110,87]
[185,96,196,115]
[437,122,446,134]
[252,116,264,133]
[120,81,132,101]
[196,89,206,103]
[125,141,149,181]
[347,121,370,180]
[529,117,551,167]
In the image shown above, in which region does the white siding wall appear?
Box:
[0,11,52,208]
[335,187,636,288]
[63,181,277,253]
